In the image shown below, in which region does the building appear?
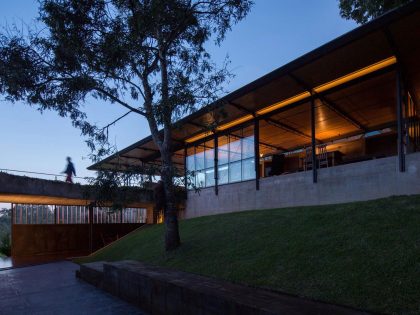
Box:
[89,2,420,220]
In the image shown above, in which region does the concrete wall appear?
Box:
[79,260,363,315]
[184,152,420,219]
[0,172,154,207]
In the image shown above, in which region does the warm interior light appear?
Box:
[256,92,311,116]
[313,56,396,93]
[184,56,396,143]
[185,131,213,143]
[216,114,254,131]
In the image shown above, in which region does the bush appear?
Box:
[0,233,11,257]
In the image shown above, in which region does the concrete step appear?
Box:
[77,260,374,315]
[76,261,105,288]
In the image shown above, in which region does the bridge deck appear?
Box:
[0,172,154,207]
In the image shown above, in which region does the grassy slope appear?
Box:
[76,195,420,315]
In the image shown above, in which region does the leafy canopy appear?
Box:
[0,0,252,155]
[339,0,412,24]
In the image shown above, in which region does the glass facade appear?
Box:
[186,139,215,189]
[187,126,255,189]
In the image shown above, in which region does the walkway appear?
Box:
[0,261,146,315]
[0,172,153,207]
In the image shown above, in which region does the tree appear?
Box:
[0,208,11,257]
[0,0,252,250]
[339,0,412,24]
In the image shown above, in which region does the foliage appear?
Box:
[0,208,11,257]
[76,195,420,315]
[0,0,253,250]
[0,234,11,257]
[339,0,412,24]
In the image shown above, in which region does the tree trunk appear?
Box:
[160,148,181,250]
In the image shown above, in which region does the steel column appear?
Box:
[214,134,219,195]
[254,119,260,190]
[396,69,406,172]
[311,98,318,183]
[183,146,188,191]
[88,204,94,253]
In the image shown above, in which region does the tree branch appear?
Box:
[93,86,146,116]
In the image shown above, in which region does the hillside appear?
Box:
[76,195,420,315]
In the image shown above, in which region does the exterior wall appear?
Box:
[184,152,420,219]
[12,223,143,265]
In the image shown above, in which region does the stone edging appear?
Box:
[77,260,374,315]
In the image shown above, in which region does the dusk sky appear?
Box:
[0,1,357,182]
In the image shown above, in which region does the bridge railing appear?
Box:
[0,168,152,188]
[12,204,147,224]
[0,168,93,185]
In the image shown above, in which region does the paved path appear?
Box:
[0,261,146,315]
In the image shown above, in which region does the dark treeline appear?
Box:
[0,208,11,257]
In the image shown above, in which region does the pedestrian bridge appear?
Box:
[0,172,156,267]
[0,172,154,208]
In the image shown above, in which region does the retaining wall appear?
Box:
[78,260,368,315]
[185,153,420,218]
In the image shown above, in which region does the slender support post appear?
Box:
[10,203,14,257]
[396,69,406,172]
[88,204,94,253]
[183,146,188,193]
[54,206,57,224]
[405,92,410,153]
[254,119,260,190]
[214,134,219,195]
[311,97,318,183]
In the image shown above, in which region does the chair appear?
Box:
[317,144,329,168]
[303,146,313,171]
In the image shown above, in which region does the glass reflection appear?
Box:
[186,126,255,189]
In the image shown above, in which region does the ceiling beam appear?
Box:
[383,27,419,108]
[264,118,314,141]
[228,101,315,141]
[289,73,367,131]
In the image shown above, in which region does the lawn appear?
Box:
[76,195,420,315]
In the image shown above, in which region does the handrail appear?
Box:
[0,168,93,180]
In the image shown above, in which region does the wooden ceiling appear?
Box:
[89,3,420,172]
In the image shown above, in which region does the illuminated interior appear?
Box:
[89,7,420,181]
[185,56,397,144]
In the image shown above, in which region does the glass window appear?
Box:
[205,168,215,187]
[242,158,255,180]
[229,161,241,183]
[195,170,205,188]
[186,124,256,189]
[229,137,242,162]
[205,148,214,169]
[187,154,195,173]
[242,136,254,159]
[195,150,205,170]
[218,135,229,166]
[218,164,229,185]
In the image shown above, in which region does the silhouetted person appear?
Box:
[63,157,76,183]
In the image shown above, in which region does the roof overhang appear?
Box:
[89,1,420,172]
